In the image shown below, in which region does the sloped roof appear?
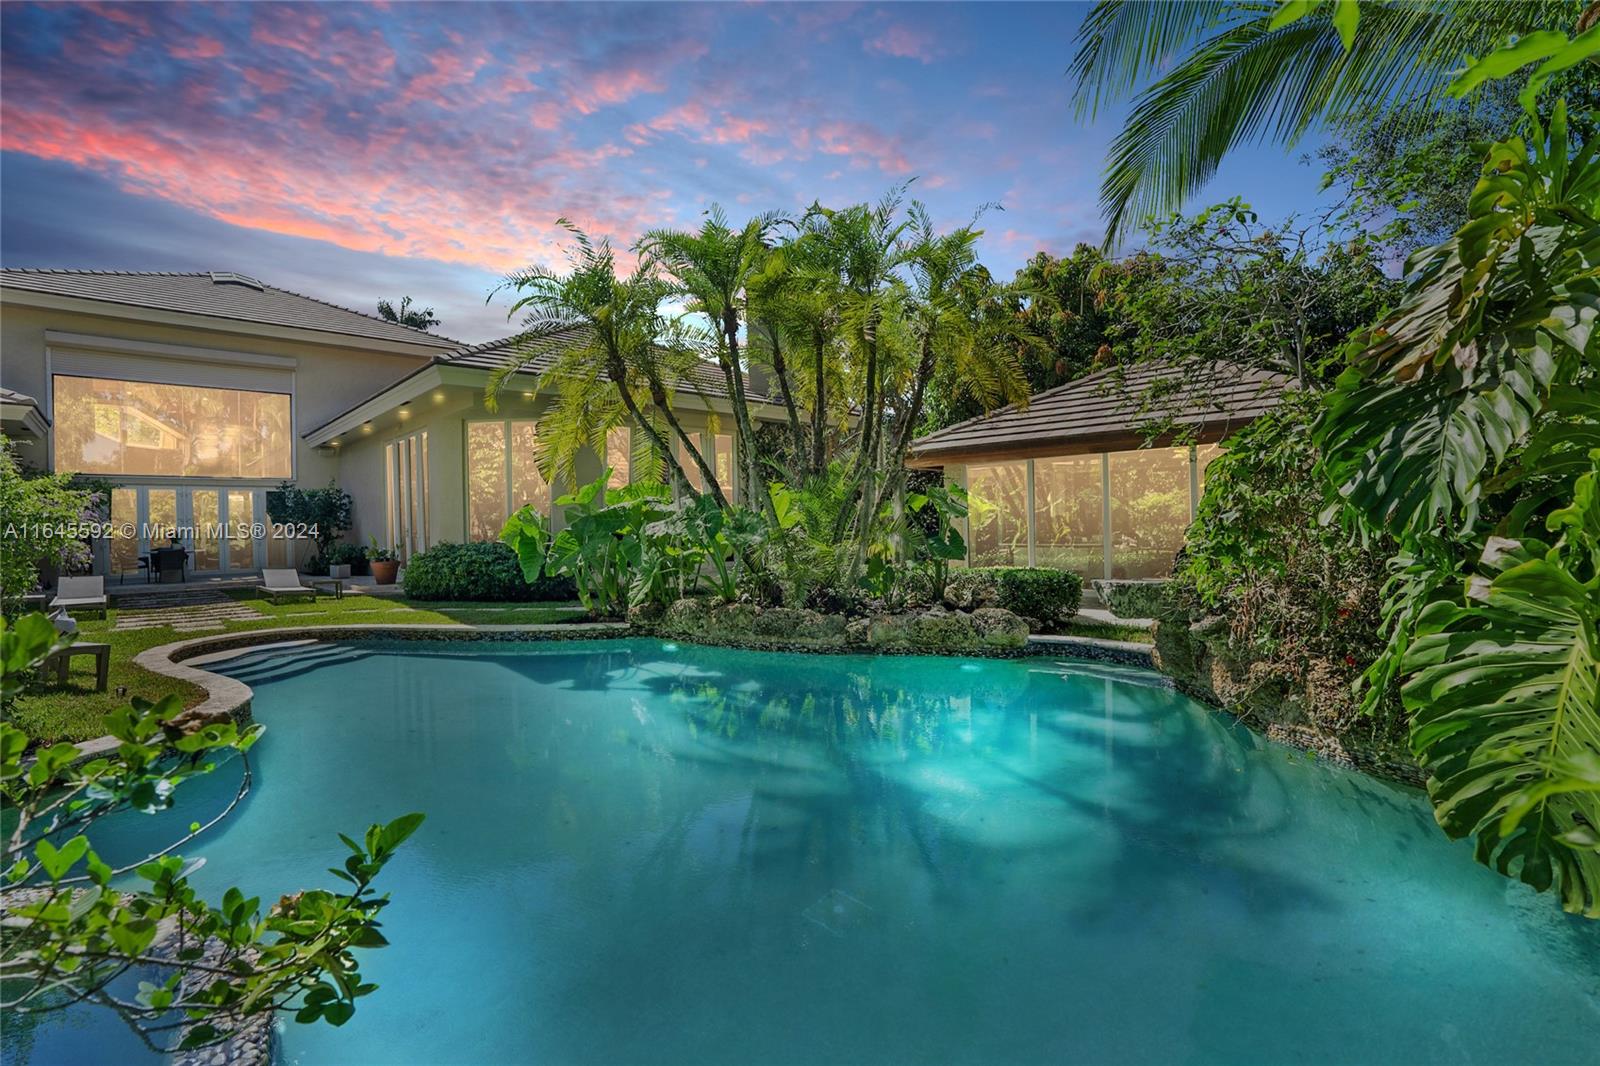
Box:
[0,386,41,409]
[302,328,777,439]
[909,361,1287,466]
[444,329,775,403]
[0,269,459,350]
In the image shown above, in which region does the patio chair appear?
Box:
[49,576,108,619]
[256,569,317,604]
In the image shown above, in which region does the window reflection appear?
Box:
[1033,454,1103,579]
[968,462,1028,567]
[1108,447,1191,579]
[467,422,506,541]
[606,428,631,489]
[52,376,290,478]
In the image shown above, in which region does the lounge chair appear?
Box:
[49,576,107,619]
[257,569,318,604]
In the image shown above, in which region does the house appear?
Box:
[0,269,778,579]
[908,361,1287,583]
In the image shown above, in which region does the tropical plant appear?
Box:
[265,481,352,562]
[375,295,440,331]
[0,437,95,615]
[488,220,723,503]
[637,207,780,506]
[400,540,575,602]
[1316,97,1600,913]
[0,612,422,1051]
[902,483,969,602]
[1070,0,1598,244]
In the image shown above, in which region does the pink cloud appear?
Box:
[864,24,941,64]
[171,36,226,61]
[813,120,912,174]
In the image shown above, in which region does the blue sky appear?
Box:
[0,2,1330,342]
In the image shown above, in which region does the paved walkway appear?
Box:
[113,589,266,632]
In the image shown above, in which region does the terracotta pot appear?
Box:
[370,560,400,585]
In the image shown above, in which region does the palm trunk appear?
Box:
[811,329,827,476]
[868,329,937,523]
[612,353,729,509]
[760,319,807,470]
[722,312,778,522]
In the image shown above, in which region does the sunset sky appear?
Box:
[0,1,1325,342]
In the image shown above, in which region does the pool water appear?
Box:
[9,638,1598,1065]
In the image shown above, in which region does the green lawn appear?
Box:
[8,592,584,745]
[1054,618,1156,644]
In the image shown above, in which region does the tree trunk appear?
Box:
[760,319,808,473]
[612,352,729,509]
[722,310,778,522]
[811,329,827,476]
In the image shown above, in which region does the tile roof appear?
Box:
[0,269,460,350]
[910,361,1287,465]
[444,329,775,403]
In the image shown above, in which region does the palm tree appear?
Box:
[746,217,849,477]
[487,221,727,506]
[636,208,780,509]
[376,295,441,330]
[1070,0,1588,245]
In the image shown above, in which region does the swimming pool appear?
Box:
[10,638,1599,1064]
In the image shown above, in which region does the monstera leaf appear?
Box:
[1402,455,1600,917]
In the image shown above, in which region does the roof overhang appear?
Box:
[1,287,455,360]
[905,418,1248,468]
[303,361,790,447]
[0,399,49,439]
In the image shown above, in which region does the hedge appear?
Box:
[402,541,576,602]
[945,566,1082,630]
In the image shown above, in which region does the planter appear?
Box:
[328,564,353,580]
[370,560,400,585]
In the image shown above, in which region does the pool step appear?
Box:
[218,643,375,685]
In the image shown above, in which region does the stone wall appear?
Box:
[1152,613,1423,787]
[1090,578,1169,619]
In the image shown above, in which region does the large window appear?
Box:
[466,420,548,541]
[606,427,631,489]
[386,431,429,560]
[964,444,1222,581]
[967,462,1028,567]
[52,376,291,478]
[1109,447,1192,579]
[1033,454,1103,576]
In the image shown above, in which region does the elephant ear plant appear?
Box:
[0,613,423,1052]
[1317,98,1600,916]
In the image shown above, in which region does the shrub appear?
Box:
[326,541,369,568]
[992,567,1082,630]
[402,541,576,602]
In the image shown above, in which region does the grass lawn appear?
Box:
[8,591,585,745]
[1054,618,1156,644]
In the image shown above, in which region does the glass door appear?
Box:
[225,490,258,573]
[191,490,222,572]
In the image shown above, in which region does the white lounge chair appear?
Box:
[256,569,317,604]
[49,576,107,619]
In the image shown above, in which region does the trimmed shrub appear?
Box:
[402,541,576,602]
[994,567,1082,629]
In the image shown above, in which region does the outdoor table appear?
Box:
[41,642,111,692]
[309,578,344,600]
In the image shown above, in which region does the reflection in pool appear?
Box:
[8,639,1599,1065]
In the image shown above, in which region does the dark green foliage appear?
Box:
[1167,393,1402,734]
[991,567,1083,630]
[402,541,576,602]
[265,481,353,560]
[326,541,370,574]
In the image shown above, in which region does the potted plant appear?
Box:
[368,537,400,585]
[326,541,367,580]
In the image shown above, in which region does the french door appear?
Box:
[109,485,269,575]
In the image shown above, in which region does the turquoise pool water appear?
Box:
[8,638,1598,1065]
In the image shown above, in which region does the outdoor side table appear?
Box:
[43,642,111,692]
[309,578,344,600]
